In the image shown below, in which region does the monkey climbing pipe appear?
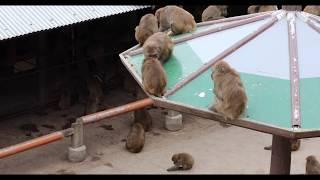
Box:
[0,98,153,159]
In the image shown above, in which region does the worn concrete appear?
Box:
[0,88,320,174]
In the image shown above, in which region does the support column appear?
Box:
[164,110,183,131]
[68,118,87,162]
[270,135,291,174]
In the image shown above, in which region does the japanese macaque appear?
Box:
[201,5,228,22]
[126,122,145,153]
[141,57,167,97]
[264,139,301,151]
[135,14,159,46]
[210,60,247,120]
[143,32,173,64]
[155,5,196,35]
[247,5,278,14]
[304,6,320,16]
[85,75,104,115]
[167,153,194,171]
[306,155,320,174]
[134,108,153,132]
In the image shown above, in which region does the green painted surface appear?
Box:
[129,43,203,89]
[167,72,292,129]
[300,78,320,129]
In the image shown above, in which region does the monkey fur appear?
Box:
[306,155,320,174]
[134,108,153,132]
[247,5,278,14]
[141,57,167,97]
[85,75,104,115]
[126,122,145,153]
[264,139,301,151]
[304,6,320,16]
[201,5,228,22]
[210,60,247,120]
[135,13,159,46]
[143,32,173,64]
[155,5,196,35]
[167,153,194,171]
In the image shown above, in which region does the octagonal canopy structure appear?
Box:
[119,10,320,139]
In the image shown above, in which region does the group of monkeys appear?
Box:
[128,5,320,173]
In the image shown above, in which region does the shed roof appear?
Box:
[0,5,150,40]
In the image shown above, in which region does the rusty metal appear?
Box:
[0,128,73,159]
[287,12,301,128]
[164,11,285,97]
[128,12,277,57]
[297,12,320,33]
[82,98,154,124]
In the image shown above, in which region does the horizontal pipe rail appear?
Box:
[0,128,73,159]
[82,98,153,124]
[0,98,153,159]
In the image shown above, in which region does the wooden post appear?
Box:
[270,135,292,174]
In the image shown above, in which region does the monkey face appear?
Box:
[307,156,317,163]
[172,154,179,162]
[213,61,230,75]
[217,5,228,17]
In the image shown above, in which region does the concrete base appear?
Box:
[164,110,183,131]
[68,145,87,163]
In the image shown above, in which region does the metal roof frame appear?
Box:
[119,10,320,139]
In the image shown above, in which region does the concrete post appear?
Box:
[164,110,183,131]
[68,118,87,162]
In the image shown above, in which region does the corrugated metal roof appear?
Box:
[0,5,151,40]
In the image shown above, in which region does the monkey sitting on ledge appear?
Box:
[209,60,247,123]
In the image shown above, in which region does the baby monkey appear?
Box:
[210,60,247,120]
[306,155,320,174]
[304,6,320,16]
[141,57,167,97]
[264,139,301,151]
[143,32,173,64]
[167,153,194,171]
[247,5,278,14]
[155,5,196,35]
[202,5,228,22]
[135,13,159,46]
[126,122,145,153]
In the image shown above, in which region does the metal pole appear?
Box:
[0,128,73,159]
[82,98,153,124]
[270,135,292,174]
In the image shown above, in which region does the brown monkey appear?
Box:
[201,5,228,22]
[304,6,320,16]
[126,122,145,153]
[247,5,278,14]
[167,153,194,171]
[85,75,104,115]
[135,14,159,46]
[141,57,167,97]
[306,155,320,174]
[134,108,152,132]
[210,60,247,120]
[264,139,301,151]
[143,32,173,64]
[155,5,196,35]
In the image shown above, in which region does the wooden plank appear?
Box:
[270,135,291,174]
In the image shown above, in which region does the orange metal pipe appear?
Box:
[82,98,154,124]
[0,131,65,159]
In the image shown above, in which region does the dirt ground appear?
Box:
[0,88,319,174]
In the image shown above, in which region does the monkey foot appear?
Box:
[264,145,272,150]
